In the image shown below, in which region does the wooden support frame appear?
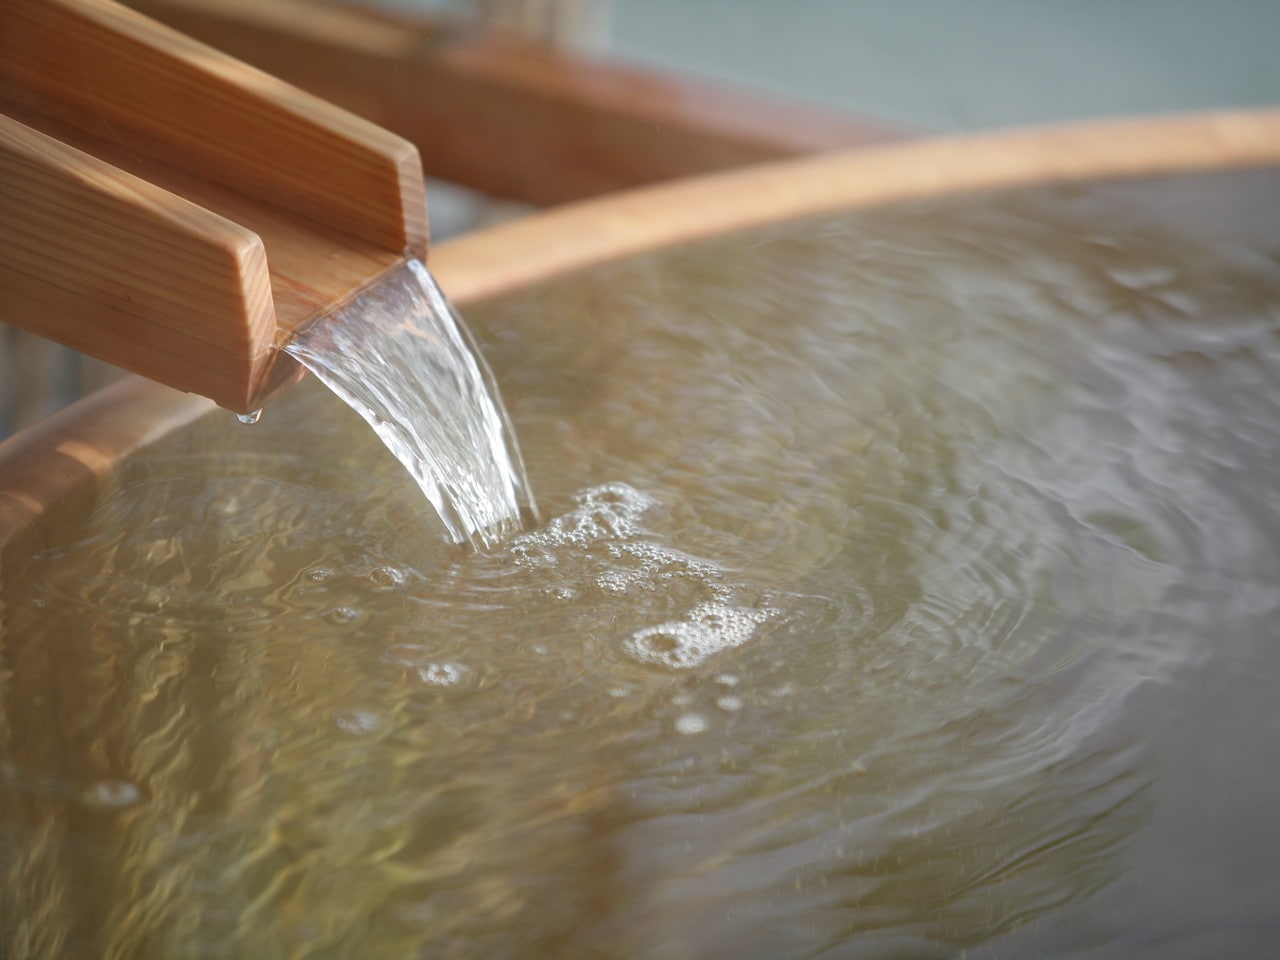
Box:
[0,0,428,413]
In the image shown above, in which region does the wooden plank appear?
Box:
[0,0,429,413]
[128,0,908,206]
[0,115,279,411]
[0,0,427,256]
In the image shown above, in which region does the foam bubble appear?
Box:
[594,542,728,598]
[514,483,656,555]
[323,606,360,624]
[502,483,774,670]
[336,709,383,735]
[368,565,408,590]
[625,602,770,670]
[82,780,142,809]
[416,662,467,686]
[384,646,471,688]
[674,714,709,735]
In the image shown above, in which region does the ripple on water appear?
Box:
[626,602,770,670]
[493,483,812,671]
[7,175,1280,958]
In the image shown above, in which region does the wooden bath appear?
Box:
[2,112,1280,957]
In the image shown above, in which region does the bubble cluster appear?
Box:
[514,482,656,554]
[416,662,468,687]
[82,780,142,809]
[502,483,781,671]
[596,541,725,597]
[367,565,409,590]
[674,714,709,735]
[336,710,383,735]
[625,601,770,669]
[385,644,470,687]
[323,606,360,624]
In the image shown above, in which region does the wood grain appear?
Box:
[0,0,427,255]
[0,114,281,410]
[128,0,907,206]
[0,0,428,413]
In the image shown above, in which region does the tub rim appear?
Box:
[4,108,1280,559]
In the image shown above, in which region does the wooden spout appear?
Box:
[0,0,428,414]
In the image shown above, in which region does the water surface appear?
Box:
[2,170,1279,958]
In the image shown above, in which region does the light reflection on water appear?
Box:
[2,172,1280,958]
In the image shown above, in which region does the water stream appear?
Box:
[283,259,537,548]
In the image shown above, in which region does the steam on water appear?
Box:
[285,259,536,548]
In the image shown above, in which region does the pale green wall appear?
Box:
[394,0,1280,129]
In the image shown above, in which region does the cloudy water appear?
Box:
[284,258,536,549]
[2,170,1280,958]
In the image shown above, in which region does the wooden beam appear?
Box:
[0,0,427,254]
[0,115,274,411]
[0,0,427,413]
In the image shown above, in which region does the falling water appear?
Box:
[284,259,537,548]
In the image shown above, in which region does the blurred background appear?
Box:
[4,0,1280,435]
[413,0,1280,129]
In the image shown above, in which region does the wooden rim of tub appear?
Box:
[4,108,1280,561]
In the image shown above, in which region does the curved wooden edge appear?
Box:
[4,109,1280,559]
[430,109,1280,303]
[0,377,212,565]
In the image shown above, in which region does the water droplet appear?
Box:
[595,571,632,594]
[625,603,769,670]
[674,714,708,735]
[416,662,467,686]
[83,780,142,809]
[323,606,359,624]
[368,565,408,590]
[336,710,382,735]
[236,409,262,425]
[716,696,743,712]
[307,567,333,583]
[517,482,656,554]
